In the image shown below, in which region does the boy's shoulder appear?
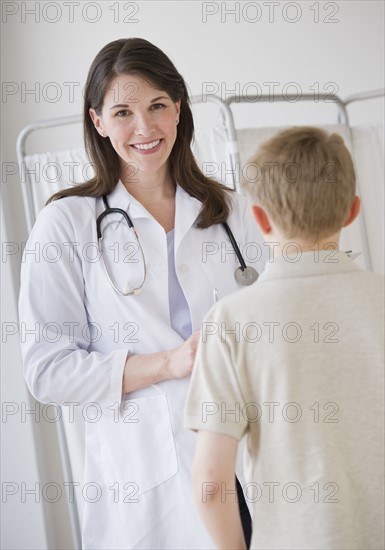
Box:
[211,261,384,322]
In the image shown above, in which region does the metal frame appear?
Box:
[224,91,385,271]
[343,88,385,107]
[16,97,238,234]
[224,93,350,187]
[16,114,82,233]
[190,94,239,189]
[16,114,84,549]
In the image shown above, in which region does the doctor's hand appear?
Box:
[122,331,201,394]
[167,330,201,380]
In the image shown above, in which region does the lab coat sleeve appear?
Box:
[18,201,128,410]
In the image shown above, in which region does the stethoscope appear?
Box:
[97,195,259,296]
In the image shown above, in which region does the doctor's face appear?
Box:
[90,74,181,183]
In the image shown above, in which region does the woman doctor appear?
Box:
[19,38,265,549]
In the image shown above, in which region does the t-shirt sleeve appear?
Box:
[184,302,248,440]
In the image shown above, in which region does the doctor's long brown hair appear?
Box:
[47,37,231,228]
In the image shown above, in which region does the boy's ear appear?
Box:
[343,196,361,228]
[252,205,272,234]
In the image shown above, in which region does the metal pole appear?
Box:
[16,115,83,549]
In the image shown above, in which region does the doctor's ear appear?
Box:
[89,108,107,138]
[252,205,272,235]
[175,99,181,122]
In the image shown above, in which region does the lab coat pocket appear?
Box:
[100,393,178,496]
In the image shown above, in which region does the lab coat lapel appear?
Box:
[107,180,131,212]
[105,180,155,223]
[174,186,202,252]
[105,182,202,241]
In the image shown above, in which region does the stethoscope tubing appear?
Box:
[96,194,257,295]
[97,195,146,295]
[222,221,247,272]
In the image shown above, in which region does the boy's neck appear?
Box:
[265,232,340,256]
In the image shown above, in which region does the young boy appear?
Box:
[184,127,384,550]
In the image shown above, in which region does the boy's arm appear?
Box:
[193,430,246,550]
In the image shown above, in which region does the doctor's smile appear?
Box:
[130,138,162,152]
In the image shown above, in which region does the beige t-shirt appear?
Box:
[185,250,384,550]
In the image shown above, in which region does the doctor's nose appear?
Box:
[132,112,156,136]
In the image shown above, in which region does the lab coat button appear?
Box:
[178,264,188,273]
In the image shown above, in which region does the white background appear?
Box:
[1,1,384,548]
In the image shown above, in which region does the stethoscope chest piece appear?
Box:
[222,221,259,286]
[235,266,259,285]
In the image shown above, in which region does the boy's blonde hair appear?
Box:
[242,127,357,239]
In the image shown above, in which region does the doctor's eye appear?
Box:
[114,109,130,118]
[150,103,166,111]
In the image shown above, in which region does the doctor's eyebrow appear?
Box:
[150,96,170,103]
[109,96,171,110]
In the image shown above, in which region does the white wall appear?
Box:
[1,1,384,548]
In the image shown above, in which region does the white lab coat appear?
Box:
[19,181,266,549]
